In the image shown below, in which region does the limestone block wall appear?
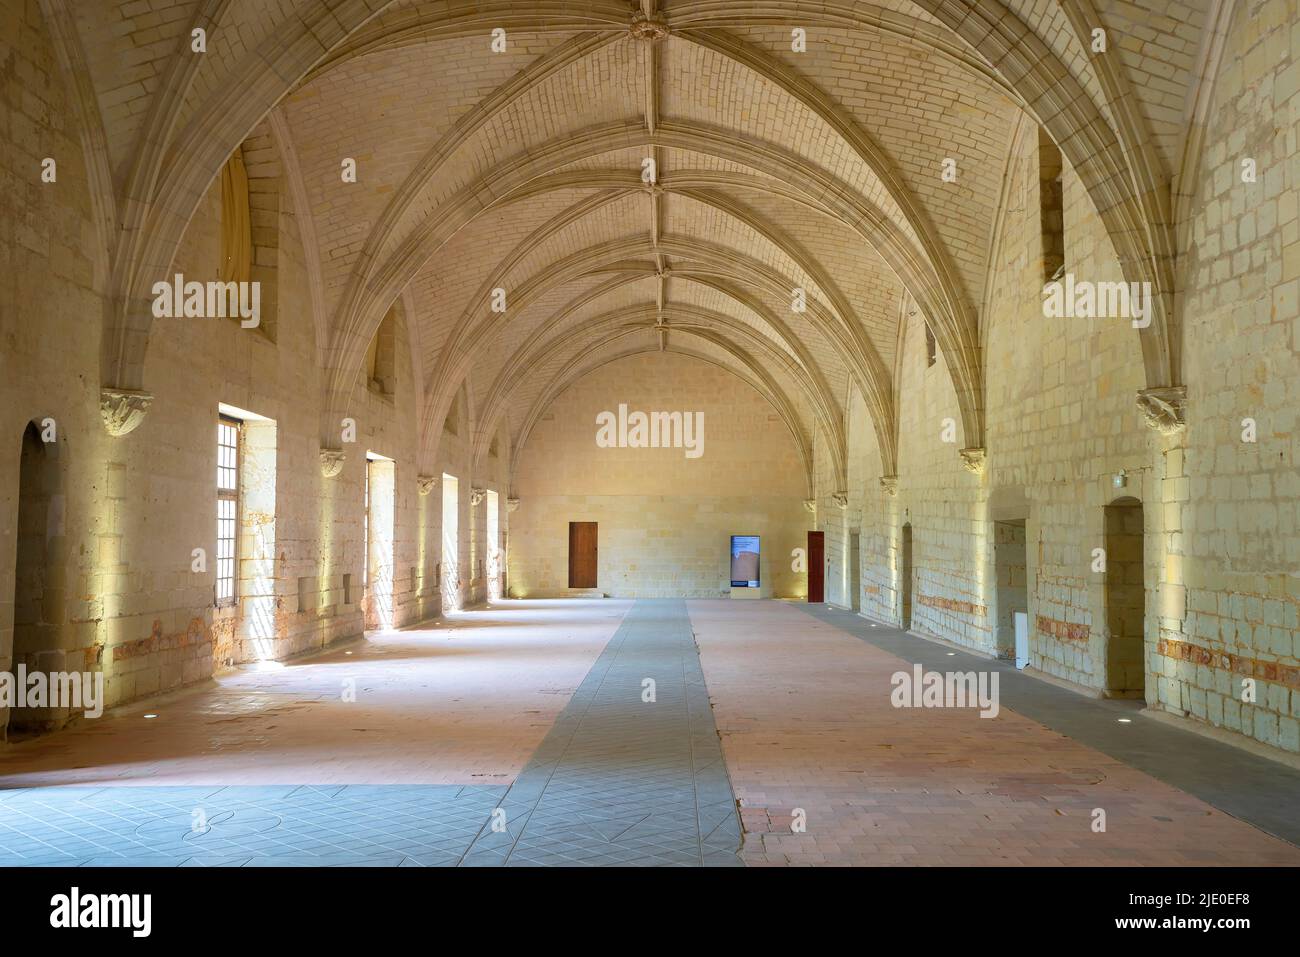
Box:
[1173,0,1300,752]
[829,0,1300,755]
[840,133,1160,686]
[0,0,501,736]
[842,390,892,622]
[0,0,105,728]
[509,353,808,598]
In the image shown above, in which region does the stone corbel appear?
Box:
[505,497,520,513]
[831,491,848,510]
[319,448,346,478]
[1136,386,1187,435]
[470,487,486,506]
[802,499,816,513]
[959,447,986,474]
[417,475,438,496]
[99,388,152,437]
[879,475,899,496]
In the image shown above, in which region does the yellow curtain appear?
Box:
[219,149,252,284]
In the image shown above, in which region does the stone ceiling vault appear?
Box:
[54,0,1208,490]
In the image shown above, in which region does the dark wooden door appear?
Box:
[568,522,598,588]
[807,530,825,602]
[901,523,913,628]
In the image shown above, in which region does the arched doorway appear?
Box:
[1103,497,1146,697]
[900,522,913,630]
[9,422,66,734]
[993,519,1028,660]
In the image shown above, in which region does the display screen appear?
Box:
[730,535,760,588]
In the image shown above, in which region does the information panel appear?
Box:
[730,535,760,588]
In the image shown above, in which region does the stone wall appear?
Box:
[821,2,1300,755]
[509,352,809,598]
[1172,0,1300,752]
[0,0,506,736]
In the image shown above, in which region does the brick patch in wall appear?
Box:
[1158,638,1300,690]
[917,594,985,616]
[1036,615,1089,641]
[113,617,209,661]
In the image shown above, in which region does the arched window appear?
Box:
[220,133,280,341]
[366,308,397,397]
[219,149,252,286]
[1038,127,1065,282]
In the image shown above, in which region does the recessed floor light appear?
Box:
[946,652,956,656]
[143,714,158,719]
[1117,718,1132,723]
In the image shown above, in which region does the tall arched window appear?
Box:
[366,308,397,397]
[219,149,252,285]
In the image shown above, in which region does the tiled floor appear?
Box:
[0,599,625,787]
[0,785,506,866]
[0,599,740,867]
[800,601,1300,847]
[1,598,1297,866]
[458,600,740,866]
[689,599,1300,866]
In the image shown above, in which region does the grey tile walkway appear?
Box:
[460,599,743,866]
[798,602,1300,848]
[0,599,741,867]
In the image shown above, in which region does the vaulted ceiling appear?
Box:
[61,0,1210,485]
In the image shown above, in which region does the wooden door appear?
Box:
[568,521,598,588]
[901,523,913,628]
[849,531,861,611]
[807,530,825,602]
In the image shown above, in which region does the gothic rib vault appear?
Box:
[54,0,1209,490]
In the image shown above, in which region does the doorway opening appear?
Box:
[365,452,395,630]
[8,422,66,734]
[806,530,825,602]
[441,473,459,612]
[486,489,500,600]
[993,519,1028,661]
[900,522,913,629]
[849,529,861,611]
[568,521,598,588]
[1103,497,1146,697]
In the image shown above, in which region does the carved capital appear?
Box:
[831,491,848,510]
[319,448,346,478]
[959,447,986,474]
[417,474,438,496]
[629,12,669,40]
[99,388,152,437]
[879,475,899,496]
[470,486,486,506]
[505,497,520,513]
[802,499,817,513]
[1136,386,1187,435]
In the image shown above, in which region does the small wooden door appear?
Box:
[849,531,861,611]
[901,523,913,628]
[807,530,825,602]
[568,522,598,588]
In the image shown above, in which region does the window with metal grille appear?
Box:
[216,415,241,606]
